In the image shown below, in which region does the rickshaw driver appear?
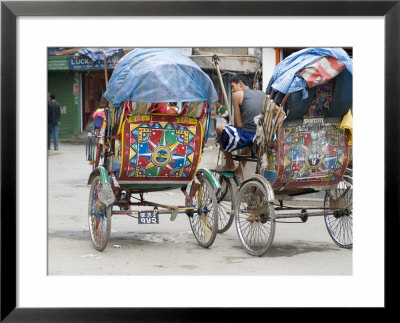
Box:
[216,73,265,180]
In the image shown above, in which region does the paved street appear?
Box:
[48,141,352,276]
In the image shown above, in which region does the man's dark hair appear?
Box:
[50,93,56,100]
[231,73,250,87]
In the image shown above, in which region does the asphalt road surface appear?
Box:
[48,142,352,276]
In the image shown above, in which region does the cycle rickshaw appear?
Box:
[86,48,222,251]
[217,48,353,256]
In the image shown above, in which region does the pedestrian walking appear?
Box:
[48,93,61,150]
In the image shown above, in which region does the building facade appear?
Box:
[49,47,312,139]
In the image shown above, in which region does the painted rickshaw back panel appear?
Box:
[263,119,349,190]
[117,114,203,187]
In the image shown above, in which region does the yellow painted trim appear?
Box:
[193,120,204,174]
[128,115,150,123]
[151,112,179,116]
[119,118,127,178]
[176,117,198,125]
[275,126,281,179]
[116,105,125,135]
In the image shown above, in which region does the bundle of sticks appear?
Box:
[257,92,287,150]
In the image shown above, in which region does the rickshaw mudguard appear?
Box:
[240,174,275,202]
[87,166,110,185]
[196,168,221,190]
[88,167,116,206]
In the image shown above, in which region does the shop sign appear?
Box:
[68,54,120,70]
[48,56,69,70]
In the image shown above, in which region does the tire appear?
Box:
[235,180,276,256]
[189,175,219,248]
[213,172,235,233]
[88,175,112,251]
[324,168,353,248]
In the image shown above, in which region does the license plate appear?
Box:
[138,211,159,224]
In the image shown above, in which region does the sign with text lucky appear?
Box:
[68,54,121,70]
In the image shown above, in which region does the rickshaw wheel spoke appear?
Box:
[189,175,218,248]
[324,169,353,249]
[235,180,275,256]
[88,175,112,251]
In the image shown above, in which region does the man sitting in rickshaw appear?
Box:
[216,73,265,180]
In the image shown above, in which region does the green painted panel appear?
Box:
[48,56,68,71]
[48,71,81,139]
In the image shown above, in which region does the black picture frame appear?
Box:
[1,1,398,321]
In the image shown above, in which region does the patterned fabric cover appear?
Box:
[118,115,203,186]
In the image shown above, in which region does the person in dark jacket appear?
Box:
[48,93,61,150]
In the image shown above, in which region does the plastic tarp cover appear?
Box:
[267,48,353,99]
[76,48,121,61]
[103,48,218,107]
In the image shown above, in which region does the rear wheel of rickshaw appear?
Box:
[212,172,235,234]
[88,175,112,251]
[189,175,218,248]
[235,180,276,256]
[324,168,353,249]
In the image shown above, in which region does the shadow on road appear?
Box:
[245,240,344,258]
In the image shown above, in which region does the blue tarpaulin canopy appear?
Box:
[266,48,353,120]
[76,48,121,61]
[103,48,218,107]
[268,48,353,99]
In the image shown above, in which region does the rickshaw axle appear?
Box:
[273,208,347,220]
[112,208,195,215]
[111,207,210,217]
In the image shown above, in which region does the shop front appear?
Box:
[48,56,81,139]
[48,50,122,138]
[68,52,122,130]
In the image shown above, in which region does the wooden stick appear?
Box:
[190,54,256,58]
[55,47,85,56]
[215,63,233,124]
[260,94,268,116]
[103,51,108,88]
[276,109,287,133]
[263,98,271,124]
[263,97,272,131]
[267,104,282,144]
[272,113,286,141]
[265,101,277,144]
[263,91,275,129]
[256,94,268,145]
[281,93,290,106]
[262,100,272,147]
[270,107,285,142]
